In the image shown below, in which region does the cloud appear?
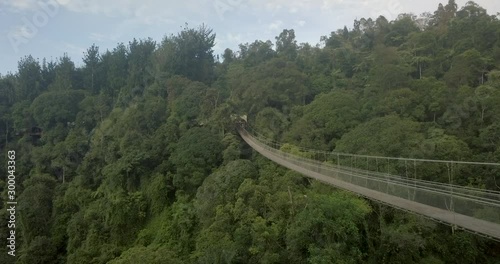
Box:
[246,0,350,12]
[214,32,246,50]
[226,33,244,43]
[9,24,36,38]
[0,0,38,11]
[268,20,283,30]
[58,42,86,66]
[1,0,66,13]
[89,32,119,43]
[54,0,210,20]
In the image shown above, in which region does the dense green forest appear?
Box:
[1,1,500,263]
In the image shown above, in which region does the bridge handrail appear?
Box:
[246,126,500,166]
[244,129,500,207]
[239,126,500,241]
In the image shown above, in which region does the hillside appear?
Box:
[1,1,500,263]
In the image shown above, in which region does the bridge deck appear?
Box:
[239,128,500,240]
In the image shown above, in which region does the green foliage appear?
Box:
[144,173,170,216]
[385,14,421,47]
[18,236,57,264]
[16,55,43,101]
[30,90,86,129]
[171,127,223,190]
[19,174,57,243]
[335,115,424,157]
[158,24,216,84]
[279,143,313,159]
[222,133,242,164]
[285,90,360,150]
[194,205,239,263]
[409,77,447,121]
[286,191,371,263]
[109,246,182,264]
[276,29,298,60]
[126,38,156,89]
[196,160,257,226]
[369,45,411,90]
[444,49,489,87]
[255,107,289,140]
[82,44,102,94]
[228,57,307,114]
[48,55,77,91]
[239,40,276,67]
[101,43,128,100]
[172,80,207,123]
[2,3,500,263]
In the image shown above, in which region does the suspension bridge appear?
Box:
[237,126,500,241]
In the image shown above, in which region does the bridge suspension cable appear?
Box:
[238,126,500,241]
[245,124,500,167]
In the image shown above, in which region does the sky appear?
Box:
[0,0,499,75]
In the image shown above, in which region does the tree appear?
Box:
[0,75,15,146]
[404,31,438,79]
[285,90,361,151]
[195,160,256,226]
[255,107,289,140]
[444,49,489,87]
[377,88,420,118]
[478,122,500,152]
[18,236,57,264]
[41,58,56,92]
[228,57,307,115]
[49,54,77,91]
[18,175,57,244]
[222,48,236,65]
[101,43,128,100]
[16,55,42,101]
[286,191,371,263]
[238,40,276,67]
[158,24,216,84]
[456,1,487,19]
[474,85,497,122]
[385,14,420,47]
[170,127,223,191]
[126,38,156,90]
[4,6,500,264]
[421,128,471,175]
[335,115,424,157]
[83,44,101,94]
[431,2,455,30]
[368,45,411,91]
[109,246,182,264]
[410,77,448,122]
[30,90,86,129]
[445,0,458,15]
[170,78,209,125]
[275,29,298,60]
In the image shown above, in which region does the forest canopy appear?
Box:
[1,1,500,263]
